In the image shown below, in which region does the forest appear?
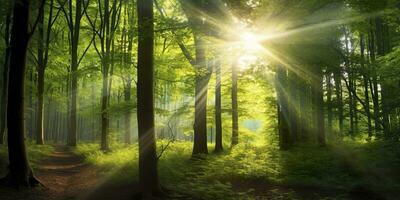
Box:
[0,0,400,199]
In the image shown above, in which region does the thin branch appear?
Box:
[77,33,96,66]
[29,0,46,37]
[154,0,196,66]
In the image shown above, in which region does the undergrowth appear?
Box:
[75,140,400,200]
[0,141,54,175]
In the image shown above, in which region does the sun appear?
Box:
[240,32,264,52]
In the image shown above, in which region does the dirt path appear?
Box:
[35,145,99,200]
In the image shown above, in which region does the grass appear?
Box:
[74,140,400,200]
[0,141,54,176]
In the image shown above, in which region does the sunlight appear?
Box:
[238,55,258,70]
[240,31,264,52]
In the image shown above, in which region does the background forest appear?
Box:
[0,0,400,199]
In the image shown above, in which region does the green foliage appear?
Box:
[75,140,400,199]
[0,142,54,175]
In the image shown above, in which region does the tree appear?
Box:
[36,0,59,145]
[231,60,239,146]
[0,0,41,187]
[137,0,161,196]
[0,7,11,145]
[214,60,223,152]
[58,0,88,146]
[87,0,122,151]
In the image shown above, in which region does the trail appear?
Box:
[36,146,99,199]
[36,146,99,200]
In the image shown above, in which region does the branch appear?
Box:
[56,0,73,30]
[28,0,46,37]
[154,0,196,66]
[342,74,384,127]
[28,48,39,66]
[77,33,96,66]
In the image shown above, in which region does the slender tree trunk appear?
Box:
[288,71,298,142]
[68,0,82,146]
[327,73,333,135]
[276,67,290,150]
[214,60,223,152]
[124,80,132,144]
[334,69,343,135]
[231,60,239,146]
[36,8,45,145]
[137,0,161,195]
[360,34,373,139]
[375,17,391,138]
[0,12,11,144]
[310,66,326,146]
[315,68,326,146]
[101,71,109,151]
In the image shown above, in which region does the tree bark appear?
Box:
[68,0,82,146]
[314,67,326,146]
[360,34,373,139]
[1,0,39,187]
[214,60,223,152]
[231,60,239,146]
[36,6,45,145]
[0,11,11,145]
[192,36,210,155]
[124,80,132,144]
[137,0,161,195]
[276,67,290,150]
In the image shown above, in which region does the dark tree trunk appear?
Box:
[314,67,326,146]
[124,80,132,144]
[192,36,210,155]
[360,34,373,139]
[36,0,54,145]
[101,72,110,151]
[327,73,333,134]
[1,0,39,187]
[276,67,290,150]
[0,12,11,144]
[375,17,391,138]
[214,60,223,152]
[231,61,239,146]
[137,0,161,195]
[288,71,298,142]
[68,0,82,147]
[36,7,45,145]
[334,69,343,134]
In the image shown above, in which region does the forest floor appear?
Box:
[0,145,102,200]
[1,141,400,200]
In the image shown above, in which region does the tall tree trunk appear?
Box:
[360,34,372,139]
[124,80,132,144]
[192,36,210,155]
[375,17,391,138]
[327,73,333,135]
[36,7,45,145]
[231,60,239,146]
[334,69,343,135]
[276,67,290,150]
[214,60,223,152]
[101,71,109,151]
[137,0,161,195]
[288,71,298,142]
[1,0,39,186]
[313,67,325,146]
[68,0,82,146]
[0,12,11,144]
